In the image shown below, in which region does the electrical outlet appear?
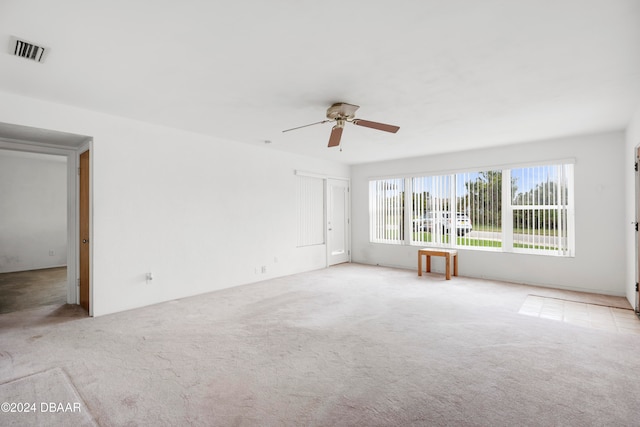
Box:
[261,266,267,274]
[49,250,54,256]
[146,272,153,283]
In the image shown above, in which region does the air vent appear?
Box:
[10,36,49,63]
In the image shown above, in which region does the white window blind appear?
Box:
[369,178,405,244]
[411,175,452,246]
[296,175,324,247]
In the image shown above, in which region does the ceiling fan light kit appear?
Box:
[283,102,400,148]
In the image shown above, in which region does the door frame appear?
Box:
[0,137,92,313]
[636,145,640,313]
[78,143,92,315]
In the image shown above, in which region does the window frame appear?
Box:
[506,163,575,256]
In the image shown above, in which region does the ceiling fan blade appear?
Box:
[282,120,332,133]
[328,126,343,147]
[352,119,400,133]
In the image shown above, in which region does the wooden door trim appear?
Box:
[79,148,91,314]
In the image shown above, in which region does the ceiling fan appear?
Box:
[282,102,400,148]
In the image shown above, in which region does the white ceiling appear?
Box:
[1,0,639,164]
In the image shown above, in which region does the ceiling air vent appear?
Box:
[10,36,49,63]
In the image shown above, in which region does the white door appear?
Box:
[327,179,350,266]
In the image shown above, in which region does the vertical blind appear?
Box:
[412,175,451,245]
[456,170,503,249]
[296,175,324,247]
[369,178,404,244]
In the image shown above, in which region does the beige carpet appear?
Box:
[0,263,638,426]
[0,368,96,426]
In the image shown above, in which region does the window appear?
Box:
[455,170,503,249]
[411,175,452,245]
[509,164,573,255]
[369,162,574,256]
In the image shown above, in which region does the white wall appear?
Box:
[625,106,640,308]
[352,131,626,296]
[0,91,349,316]
[0,151,67,273]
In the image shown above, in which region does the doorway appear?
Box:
[327,178,350,266]
[0,122,92,315]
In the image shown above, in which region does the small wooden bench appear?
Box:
[418,248,458,280]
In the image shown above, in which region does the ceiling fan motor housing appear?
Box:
[326,103,360,120]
